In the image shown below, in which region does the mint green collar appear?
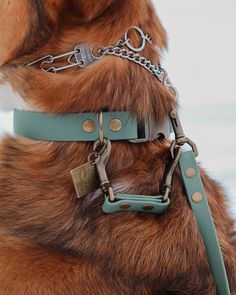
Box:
[13,109,171,142]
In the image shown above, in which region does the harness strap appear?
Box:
[179,150,230,295]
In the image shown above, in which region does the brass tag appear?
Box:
[71,161,99,198]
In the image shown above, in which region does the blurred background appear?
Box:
[0,0,235,217]
[155,0,236,218]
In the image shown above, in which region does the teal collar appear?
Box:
[13,109,171,142]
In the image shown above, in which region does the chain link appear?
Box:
[25,26,178,97]
[98,46,178,98]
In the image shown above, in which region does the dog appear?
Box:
[0,1,235,294]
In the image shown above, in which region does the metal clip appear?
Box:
[161,146,182,201]
[169,110,198,157]
[40,49,82,73]
[27,44,97,73]
[92,139,115,202]
[73,44,97,69]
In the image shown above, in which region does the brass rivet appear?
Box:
[83,120,96,133]
[143,205,154,211]
[120,203,131,210]
[109,119,122,132]
[185,168,196,178]
[192,192,203,203]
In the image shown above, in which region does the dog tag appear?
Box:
[71,161,99,198]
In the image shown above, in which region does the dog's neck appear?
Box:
[0,0,176,123]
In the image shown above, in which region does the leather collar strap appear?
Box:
[13,109,171,142]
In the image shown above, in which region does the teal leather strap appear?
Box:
[14,109,138,142]
[179,150,230,295]
[103,194,170,214]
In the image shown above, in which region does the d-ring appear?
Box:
[124,26,152,52]
[98,112,104,144]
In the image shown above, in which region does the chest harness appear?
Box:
[14,27,230,294]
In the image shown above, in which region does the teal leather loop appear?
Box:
[14,109,138,142]
[102,194,170,214]
[179,150,230,295]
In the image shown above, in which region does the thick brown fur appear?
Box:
[0,1,235,294]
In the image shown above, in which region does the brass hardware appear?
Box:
[71,161,99,198]
[109,119,122,132]
[143,205,154,211]
[185,168,196,178]
[192,192,203,203]
[120,203,131,209]
[83,120,96,133]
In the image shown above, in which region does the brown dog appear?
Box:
[0,1,235,294]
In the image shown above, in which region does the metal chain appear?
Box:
[25,26,178,97]
[97,46,178,98]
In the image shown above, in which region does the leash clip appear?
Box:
[169,110,198,157]
[92,138,115,202]
[161,110,198,201]
[161,146,182,201]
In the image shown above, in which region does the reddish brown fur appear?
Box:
[0,1,235,294]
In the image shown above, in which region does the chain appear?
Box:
[25,26,178,97]
[97,46,178,97]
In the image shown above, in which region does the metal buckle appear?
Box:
[129,117,171,143]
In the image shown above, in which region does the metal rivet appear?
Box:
[192,192,203,203]
[120,203,131,210]
[83,120,96,133]
[143,205,154,211]
[185,168,196,178]
[109,119,122,132]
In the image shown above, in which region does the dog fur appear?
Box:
[0,1,235,294]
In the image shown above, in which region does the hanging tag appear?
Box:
[71,161,99,198]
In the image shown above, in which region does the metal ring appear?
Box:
[98,112,104,145]
[91,47,106,60]
[124,26,148,52]
[93,138,108,156]
[87,152,101,165]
